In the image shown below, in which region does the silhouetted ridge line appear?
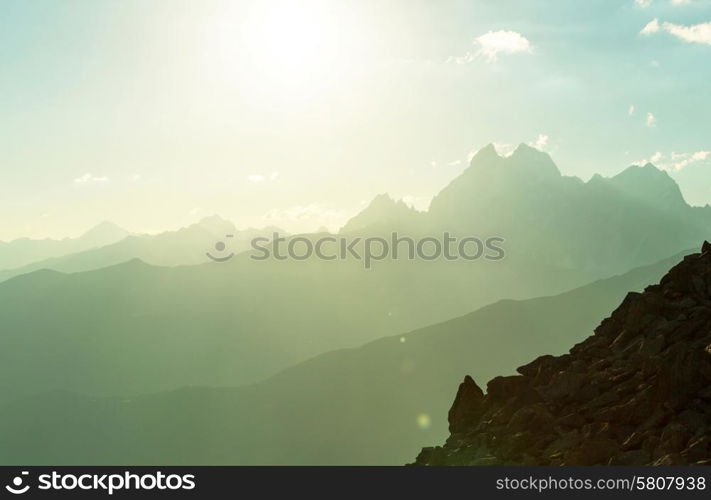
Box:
[414,242,711,466]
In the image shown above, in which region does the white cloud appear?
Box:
[640,18,660,35]
[262,203,350,232]
[646,112,657,127]
[634,150,710,171]
[476,30,532,62]
[74,173,109,184]
[447,159,463,167]
[401,195,432,211]
[446,53,476,65]
[635,0,652,7]
[642,18,711,45]
[450,30,532,64]
[263,204,346,222]
[628,105,636,116]
[248,171,280,183]
[528,134,549,151]
[492,143,516,157]
[662,21,711,45]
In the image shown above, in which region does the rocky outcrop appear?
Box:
[414,242,711,466]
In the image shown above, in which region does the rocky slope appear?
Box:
[414,242,711,466]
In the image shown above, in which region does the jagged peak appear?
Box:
[468,143,501,166]
[363,193,414,211]
[610,163,687,208]
[339,193,418,234]
[617,162,669,178]
[506,143,561,177]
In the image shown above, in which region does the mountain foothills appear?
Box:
[0,250,691,464]
[414,243,711,466]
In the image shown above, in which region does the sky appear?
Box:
[1,0,710,240]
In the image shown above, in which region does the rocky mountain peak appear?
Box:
[414,242,711,466]
[468,143,501,166]
[610,164,687,210]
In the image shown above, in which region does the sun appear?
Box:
[211,0,365,101]
[243,2,340,79]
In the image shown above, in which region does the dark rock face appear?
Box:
[414,242,711,466]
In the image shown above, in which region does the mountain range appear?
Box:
[1,145,710,465]
[0,249,691,464]
[344,144,710,277]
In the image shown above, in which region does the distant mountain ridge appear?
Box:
[0,216,285,282]
[0,221,128,271]
[344,144,711,277]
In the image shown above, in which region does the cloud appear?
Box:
[248,171,280,183]
[74,173,109,184]
[528,134,549,151]
[490,143,516,157]
[401,195,432,211]
[642,19,711,45]
[449,30,532,64]
[263,204,346,222]
[662,21,711,45]
[669,150,711,170]
[646,112,657,127]
[640,18,660,35]
[628,105,636,116]
[635,0,652,7]
[635,150,710,171]
[476,30,532,62]
[262,203,349,232]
